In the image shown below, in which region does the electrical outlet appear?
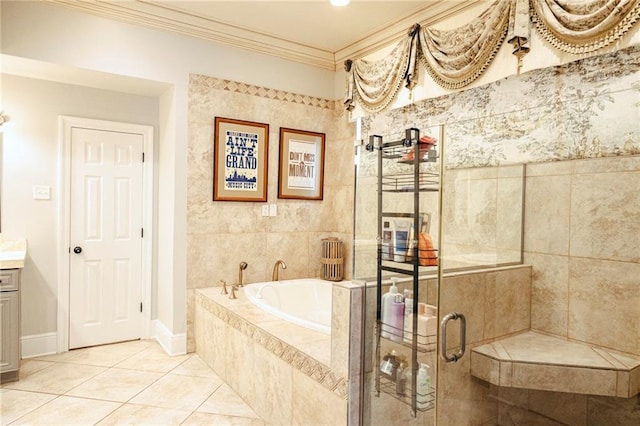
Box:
[261,204,269,217]
[269,204,277,217]
[33,185,51,200]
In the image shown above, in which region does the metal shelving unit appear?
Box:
[366,127,440,417]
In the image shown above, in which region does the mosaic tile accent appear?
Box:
[196,293,348,399]
[189,74,337,110]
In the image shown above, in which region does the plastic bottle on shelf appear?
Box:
[380,278,400,339]
[389,294,405,342]
[403,292,414,343]
[395,360,408,396]
[380,349,399,380]
[417,303,438,347]
[416,363,432,410]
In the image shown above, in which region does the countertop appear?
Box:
[0,239,27,269]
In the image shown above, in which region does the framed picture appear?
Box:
[278,127,325,200]
[213,117,269,202]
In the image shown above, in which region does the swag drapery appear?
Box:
[345,0,640,113]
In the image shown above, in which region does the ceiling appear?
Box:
[50,0,479,70]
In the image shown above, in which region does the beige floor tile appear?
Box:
[129,373,222,411]
[60,340,154,367]
[182,412,265,425]
[31,349,79,363]
[97,403,191,425]
[10,395,121,425]
[115,345,190,373]
[3,363,106,394]
[16,360,55,381]
[169,354,221,378]
[4,340,266,425]
[65,367,163,402]
[29,340,151,367]
[0,389,56,425]
[197,383,259,418]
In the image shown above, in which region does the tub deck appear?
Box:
[197,286,331,366]
[195,285,351,425]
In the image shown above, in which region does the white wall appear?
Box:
[0,1,337,98]
[0,0,339,353]
[1,74,159,340]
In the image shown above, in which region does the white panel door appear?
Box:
[69,127,144,349]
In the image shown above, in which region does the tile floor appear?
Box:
[1,340,265,425]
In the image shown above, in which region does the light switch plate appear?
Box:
[269,204,277,217]
[261,204,269,217]
[33,185,51,200]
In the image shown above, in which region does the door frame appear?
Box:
[57,116,154,352]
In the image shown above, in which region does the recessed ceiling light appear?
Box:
[330,0,350,6]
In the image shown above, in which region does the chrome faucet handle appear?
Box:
[229,284,239,300]
[220,280,228,295]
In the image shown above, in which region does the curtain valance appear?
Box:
[418,0,511,90]
[531,0,640,53]
[346,0,640,113]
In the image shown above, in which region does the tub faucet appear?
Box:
[238,262,248,287]
[272,260,287,281]
[229,284,239,300]
[219,280,228,295]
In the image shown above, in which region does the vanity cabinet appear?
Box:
[367,127,440,416]
[0,268,21,383]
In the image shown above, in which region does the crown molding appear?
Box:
[48,0,481,71]
[49,0,337,70]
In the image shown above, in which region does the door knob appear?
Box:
[73,246,83,254]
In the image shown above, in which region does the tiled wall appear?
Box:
[525,156,640,353]
[187,75,355,352]
[509,155,640,425]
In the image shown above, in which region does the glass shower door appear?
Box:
[434,117,528,424]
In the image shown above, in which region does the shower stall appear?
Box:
[352,45,640,425]
[354,120,527,425]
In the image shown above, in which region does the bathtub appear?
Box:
[243,278,332,334]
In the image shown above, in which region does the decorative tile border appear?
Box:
[196,292,348,399]
[190,74,338,110]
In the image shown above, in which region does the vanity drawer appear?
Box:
[0,269,20,291]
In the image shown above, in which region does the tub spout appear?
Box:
[238,262,248,287]
[272,260,287,281]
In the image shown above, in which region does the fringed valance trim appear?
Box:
[348,29,419,113]
[418,0,511,90]
[531,0,640,54]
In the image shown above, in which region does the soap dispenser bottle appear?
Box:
[381,278,399,338]
[416,363,432,410]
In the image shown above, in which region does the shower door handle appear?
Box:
[440,312,466,363]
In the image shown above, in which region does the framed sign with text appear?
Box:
[213,117,269,202]
[278,127,325,200]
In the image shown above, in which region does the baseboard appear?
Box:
[21,332,58,359]
[150,319,186,356]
